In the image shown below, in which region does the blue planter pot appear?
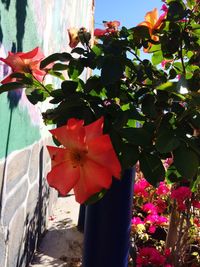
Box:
[77,204,86,233]
[82,168,135,267]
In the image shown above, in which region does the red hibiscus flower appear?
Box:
[138,8,166,52]
[94,20,120,37]
[0,47,46,83]
[47,117,121,203]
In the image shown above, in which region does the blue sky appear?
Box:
[95,0,163,28]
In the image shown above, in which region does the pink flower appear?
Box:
[161,4,168,13]
[192,201,200,209]
[136,247,166,267]
[171,186,192,211]
[171,187,192,200]
[145,214,168,225]
[134,178,150,197]
[164,158,173,168]
[131,217,144,225]
[143,203,158,214]
[156,181,170,195]
[164,248,171,257]
[155,198,167,213]
[161,59,173,69]
[148,225,156,233]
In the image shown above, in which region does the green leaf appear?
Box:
[0,82,25,93]
[173,143,199,179]
[68,59,84,79]
[155,129,180,153]
[85,189,107,205]
[156,81,177,92]
[167,1,186,21]
[71,47,85,55]
[101,56,124,85]
[191,168,200,192]
[92,45,103,56]
[141,94,158,119]
[25,88,46,104]
[120,128,152,146]
[48,70,65,80]
[85,76,103,93]
[166,164,182,183]
[132,25,151,39]
[52,63,68,71]
[40,52,72,68]
[139,152,165,186]
[151,50,163,65]
[61,80,78,95]
[120,144,140,169]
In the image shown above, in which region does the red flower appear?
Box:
[104,20,120,29]
[171,186,192,211]
[192,201,200,209]
[138,8,166,52]
[0,47,46,83]
[94,20,120,37]
[136,247,166,267]
[47,117,121,203]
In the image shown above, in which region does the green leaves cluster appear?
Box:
[1,0,200,189]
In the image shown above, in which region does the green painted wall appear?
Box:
[0,0,94,160]
[0,0,42,159]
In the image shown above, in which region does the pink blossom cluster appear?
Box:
[133,177,170,234]
[136,247,172,267]
[171,186,192,211]
[133,178,150,198]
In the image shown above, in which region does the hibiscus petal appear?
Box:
[47,146,70,167]
[20,47,44,60]
[47,161,80,196]
[1,74,14,84]
[145,8,158,26]
[94,29,107,37]
[0,54,25,71]
[85,116,104,142]
[50,118,86,150]
[87,134,121,178]
[73,158,112,203]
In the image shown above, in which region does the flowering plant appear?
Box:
[0,0,200,204]
[130,162,200,267]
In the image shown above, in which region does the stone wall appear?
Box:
[0,1,94,267]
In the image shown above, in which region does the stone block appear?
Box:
[26,183,39,219]
[29,143,40,184]
[7,206,25,267]
[2,179,28,226]
[6,149,31,193]
[0,225,6,267]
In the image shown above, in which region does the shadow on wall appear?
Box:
[16,147,51,267]
[16,0,27,51]
[1,0,27,50]
[1,0,11,10]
